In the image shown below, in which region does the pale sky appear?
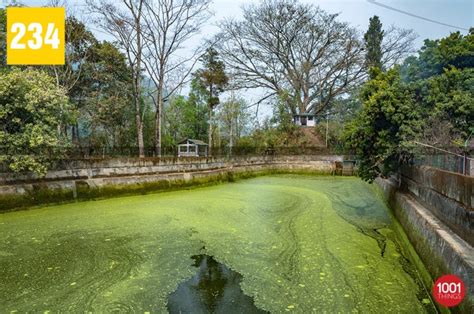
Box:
[209,0,473,49]
[5,0,472,49]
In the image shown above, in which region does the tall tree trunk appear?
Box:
[208,106,213,156]
[135,1,145,158]
[229,117,233,156]
[133,76,144,157]
[154,96,162,157]
[208,84,213,156]
[135,99,145,158]
[154,79,163,157]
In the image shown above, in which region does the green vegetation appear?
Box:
[194,47,229,152]
[346,30,474,181]
[0,8,5,67]
[345,68,421,181]
[0,3,471,181]
[0,69,71,175]
[364,15,384,73]
[0,176,436,312]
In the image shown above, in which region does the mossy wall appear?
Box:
[375,176,473,313]
[401,166,473,246]
[0,157,341,212]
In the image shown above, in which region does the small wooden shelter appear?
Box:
[293,113,316,127]
[177,139,208,157]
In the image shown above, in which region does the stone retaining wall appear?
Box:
[401,166,473,245]
[0,155,344,211]
[376,167,473,313]
[0,155,342,184]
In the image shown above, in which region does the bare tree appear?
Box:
[218,93,251,156]
[217,0,366,119]
[86,0,146,158]
[43,1,95,141]
[47,0,85,92]
[381,25,417,68]
[218,0,415,120]
[141,0,211,156]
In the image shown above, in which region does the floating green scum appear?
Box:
[0,175,437,313]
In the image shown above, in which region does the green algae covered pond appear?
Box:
[0,175,437,313]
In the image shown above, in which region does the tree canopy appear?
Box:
[0,69,71,176]
[401,29,474,81]
[364,16,384,72]
[345,68,420,181]
[346,29,473,181]
[218,0,365,116]
[194,47,229,152]
[0,2,470,179]
[218,0,415,116]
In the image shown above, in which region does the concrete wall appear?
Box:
[376,167,473,313]
[0,155,342,184]
[401,166,473,246]
[0,155,344,211]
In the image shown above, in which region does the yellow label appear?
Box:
[7,7,65,65]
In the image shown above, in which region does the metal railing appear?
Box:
[412,141,473,176]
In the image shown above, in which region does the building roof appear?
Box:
[293,112,316,117]
[178,138,208,146]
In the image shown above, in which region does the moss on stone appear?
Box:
[0,168,335,212]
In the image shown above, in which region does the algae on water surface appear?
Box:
[0,175,435,313]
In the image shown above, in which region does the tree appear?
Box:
[49,17,97,92]
[364,15,383,72]
[194,47,229,154]
[422,67,474,140]
[44,17,98,143]
[0,69,72,176]
[401,29,474,81]
[78,41,135,150]
[162,77,210,149]
[87,0,146,157]
[163,94,207,145]
[187,78,212,141]
[400,30,474,146]
[345,68,421,182]
[218,0,365,117]
[379,25,417,70]
[0,8,6,68]
[217,94,251,155]
[218,1,415,117]
[141,0,211,156]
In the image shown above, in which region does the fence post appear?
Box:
[463,153,467,176]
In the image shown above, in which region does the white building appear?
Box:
[177,139,208,157]
[293,113,316,127]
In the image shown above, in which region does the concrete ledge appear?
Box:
[0,155,343,185]
[376,177,474,313]
[401,165,472,208]
[0,157,341,211]
[400,166,473,246]
[403,176,474,246]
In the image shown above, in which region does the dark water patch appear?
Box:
[356,227,387,257]
[167,254,267,314]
